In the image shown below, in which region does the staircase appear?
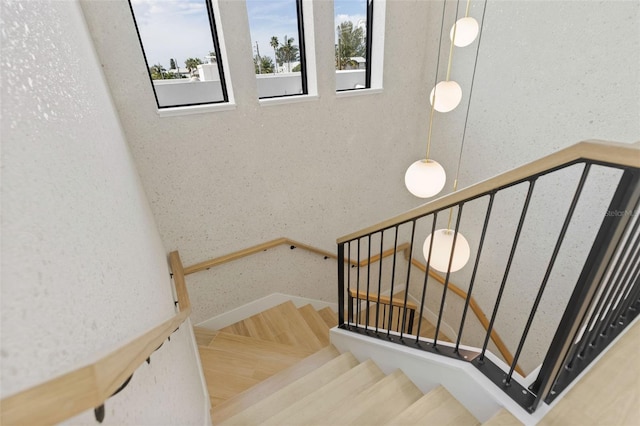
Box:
[193,301,519,425]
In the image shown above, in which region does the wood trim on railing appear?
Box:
[348,288,419,310]
[170,251,191,310]
[181,237,521,373]
[182,237,411,275]
[409,257,525,376]
[0,253,192,426]
[338,140,640,243]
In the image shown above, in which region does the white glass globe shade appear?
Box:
[423,229,471,273]
[450,17,479,47]
[404,159,447,198]
[429,81,462,113]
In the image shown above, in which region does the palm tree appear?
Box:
[184,57,202,76]
[336,21,366,70]
[270,36,279,73]
[253,55,274,74]
[276,36,299,72]
[149,63,166,80]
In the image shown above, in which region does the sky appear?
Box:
[130,0,367,70]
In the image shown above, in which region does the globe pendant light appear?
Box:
[430,81,462,113]
[428,0,464,113]
[421,0,488,273]
[404,0,454,199]
[450,16,479,47]
[405,159,447,198]
[423,229,470,273]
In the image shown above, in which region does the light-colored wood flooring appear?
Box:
[538,319,640,426]
[194,300,639,425]
[195,301,478,425]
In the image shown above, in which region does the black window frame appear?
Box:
[336,0,374,92]
[253,0,308,100]
[127,0,229,109]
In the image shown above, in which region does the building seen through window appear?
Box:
[246,0,308,99]
[335,0,373,91]
[128,0,228,108]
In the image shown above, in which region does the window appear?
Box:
[335,0,385,93]
[128,0,229,108]
[246,0,308,99]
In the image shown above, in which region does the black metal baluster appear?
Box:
[383,304,387,328]
[480,179,537,361]
[617,245,640,319]
[365,234,372,330]
[338,243,345,326]
[506,164,591,383]
[580,212,640,355]
[602,208,640,327]
[568,249,625,363]
[356,238,361,327]
[376,231,385,332]
[386,226,400,336]
[400,220,417,338]
[416,213,438,343]
[434,203,465,348]
[408,308,415,334]
[531,168,639,410]
[347,241,352,324]
[600,240,640,334]
[617,262,640,318]
[456,193,495,352]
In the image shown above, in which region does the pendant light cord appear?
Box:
[445,0,462,81]
[426,0,448,161]
[447,0,489,230]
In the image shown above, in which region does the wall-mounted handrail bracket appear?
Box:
[94,404,105,423]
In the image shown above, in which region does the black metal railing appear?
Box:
[336,143,639,413]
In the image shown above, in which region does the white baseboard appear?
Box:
[184,317,213,426]
[195,293,337,330]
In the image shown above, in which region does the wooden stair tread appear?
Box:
[204,369,261,406]
[193,326,218,346]
[324,369,423,425]
[317,306,338,328]
[260,359,385,425]
[386,386,479,426]
[199,333,313,407]
[219,319,250,337]
[297,304,331,346]
[220,301,324,352]
[220,351,359,425]
[207,331,312,358]
[212,346,340,424]
[482,408,522,425]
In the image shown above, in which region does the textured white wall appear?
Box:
[80,0,638,359]
[79,0,436,320]
[421,0,640,373]
[0,1,207,424]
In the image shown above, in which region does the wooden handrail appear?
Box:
[338,140,640,243]
[182,237,411,275]
[181,237,521,373]
[0,252,192,426]
[410,257,524,376]
[348,288,419,310]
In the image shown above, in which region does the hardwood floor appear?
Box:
[193,300,638,425]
